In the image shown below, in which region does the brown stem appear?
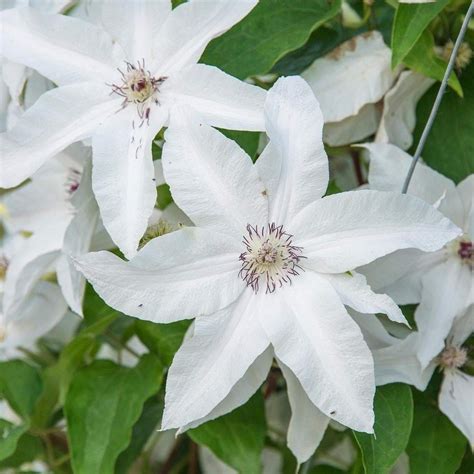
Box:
[351,150,366,186]
[160,436,183,474]
[188,441,199,474]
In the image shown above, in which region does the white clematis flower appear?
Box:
[361,144,473,368]
[372,307,474,448]
[1,145,103,316]
[302,31,397,146]
[75,77,459,463]
[0,0,265,258]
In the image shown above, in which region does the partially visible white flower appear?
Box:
[361,144,473,368]
[302,31,397,146]
[0,1,265,258]
[76,77,459,463]
[372,307,474,448]
[375,70,435,150]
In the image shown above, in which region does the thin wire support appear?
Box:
[402,1,474,194]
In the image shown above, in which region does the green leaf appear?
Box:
[115,397,163,474]
[135,320,189,366]
[220,129,260,161]
[189,392,266,474]
[201,0,342,79]
[353,384,413,474]
[403,30,462,96]
[65,354,164,474]
[412,61,474,183]
[0,430,42,469]
[0,420,29,461]
[391,0,450,67]
[406,395,466,474]
[0,361,42,419]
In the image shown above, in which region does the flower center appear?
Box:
[66,168,82,195]
[239,223,304,294]
[438,345,468,371]
[448,235,473,267]
[110,60,166,122]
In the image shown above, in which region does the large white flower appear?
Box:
[0,0,265,258]
[75,77,459,463]
[361,144,473,368]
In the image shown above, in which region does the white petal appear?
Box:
[1,281,67,349]
[359,249,443,305]
[57,159,99,315]
[162,292,270,429]
[3,230,64,317]
[99,0,171,62]
[153,159,165,186]
[302,31,395,123]
[2,153,73,234]
[439,371,474,448]
[373,333,436,390]
[364,143,456,206]
[457,175,474,237]
[177,346,273,433]
[163,64,265,131]
[375,71,435,150]
[279,361,330,464]
[153,0,257,75]
[325,272,407,325]
[0,7,122,86]
[323,103,381,147]
[350,311,401,350]
[1,61,29,105]
[162,112,267,240]
[415,259,472,368]
[291,190,460,274]
[74,227,244,323]
[92,107,165,259]
[450,306,474,347]
[256,76,328,225]
[258,271,375,433]
[0,82,118,188]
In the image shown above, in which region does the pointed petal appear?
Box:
[0,83,118,188]
[457,175,474,237]
[3,230,64,317]
[162,111,267,240]
[375,71,435,150]
[177,346,273,433]
[364,143,456,206]
[56,160,99,315]
[350,311,401,350]
[74,227,244,323]
[359,249,443,305]
[325,272,407,325]
[279,361,330,464]
[291,190,460,274]
[92,107,165,259]
[0,7,121,86]
[373,333,436,390]
[99,0,171,62]
[162,292,270,429]
[323,103,380,147]
[259,271,375,433]
[2,281,67,350]
[153,0,257,75]
[2,153,73,234]
[415,260,472,368]
[302,31,395,123]
[163,64,265,131]
[256,76,328,225]
[439,371,474,447]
